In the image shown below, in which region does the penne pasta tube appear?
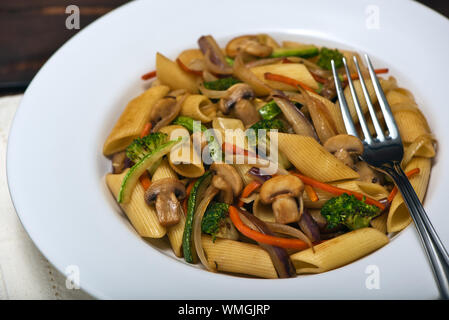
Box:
[103,85,170,156]
[250,63,319,90]
[387,157,431,233]
[275,133,359,182]
[156,52,199,93]
[106,170,166,238]
[290,228,389,274]
[159,125,205,178]
[151,159,185,257]
[180,94,216,122]
[232,164,254,186]
[202,235,278,279]
[370,213,388,234]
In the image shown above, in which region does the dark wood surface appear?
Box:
[0,0,447,95]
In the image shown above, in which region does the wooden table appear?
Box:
[0,0,447,95]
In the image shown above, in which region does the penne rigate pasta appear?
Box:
[106,170,166,238]
[103,85,170,156]
[202,235,278,279]
[156,52,199,93]
[181,94,216,122]
[290,228,389,274]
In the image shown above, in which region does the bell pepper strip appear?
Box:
[238,180,262,207]
[141,70,157,80]
[229,206,309,250]
[304,184,319,202]
[387,168,420,203]
[139,172,151,191]
[264,72,316,93]
[290,172,385,210]
[176,58,203,76]
[140,122,152,138]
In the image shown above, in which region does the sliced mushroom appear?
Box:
[218,83,255,113]
[210,163,243,204]
[149,97,182,132]
[323,134,364,167]
[259,175,304,224]
[354,161,385,184]
[111,151,127,174]
[144,178,186,227]
[225,35,273,58]
[198,35,233,75]
[233,99,261,127]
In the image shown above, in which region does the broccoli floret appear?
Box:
[203,77,241,91]
[172,116,207,133]
[201,203,238,241]
[317,47,344,70]
[125,132,168,163]
[321,193,380,230]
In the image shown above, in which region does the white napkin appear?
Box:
[0,94,92,300]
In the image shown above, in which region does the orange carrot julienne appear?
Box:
[238,180,262,207]
[387,168,420,203]
[229,206,309,250]
[140,122,152,138]
[176,58,203,76]
[141,70,157,80]
[290,172,385,210]
[346,68,389,81]
[264,72,316,93]
[139,173,151,191]
[304,184,319,202]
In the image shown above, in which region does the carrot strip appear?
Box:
[290,172,385,210]
[304,184,319,202]
[229,206,309,250]
[238,180,262,207]
[139,172,151,191]
[141,70,157,80]
[264,72,316,93]
[176,58,203,76]
[387,168,420,203]
[182,179,197,216]
[346,68,389,81]
[140,122,152,138]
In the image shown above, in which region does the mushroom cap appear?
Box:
[233,99,261,127]
[149,97,182,132]
[272,197,301,224]
[225,35,273,58]
[211,175,234,204]
[144,178,186,204]
[259,175,304,204]
[323,134,364,154]
[218,83,255,114]
[210,163,243,196]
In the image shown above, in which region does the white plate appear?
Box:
[7,0,449,299]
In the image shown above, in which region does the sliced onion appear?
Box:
[265,222,313,250]
[238,209,296,278]
[245,57,283,68]
[233,54,272,96]
[248,167,272,183]
[298,209,321,242]
[193,186,219,272]
[198,82,229,99]
[308,209,328,229]
[272,94,318,140]
[198,35,233,75]
[284,57,332,78]
[187,58,206,73]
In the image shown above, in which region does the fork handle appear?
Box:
[384,162,449,299]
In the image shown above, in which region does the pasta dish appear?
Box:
[102,34,435,278]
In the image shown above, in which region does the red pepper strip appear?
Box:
[141,70,157,80]
[176,58,203,76]
[264,72,316,93]
[387,168,420,203]
[229,206,309,250]
[140,122,152,138]
[238,180,262,207]
[222,142,258,159]
[290,172,385,210]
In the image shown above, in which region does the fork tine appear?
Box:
[353,56,386,142]
[331,59,359,138]
[364,54,400,140]
[342,57,373,144]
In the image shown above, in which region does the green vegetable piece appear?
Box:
[271,46,319,58]
[258,101,282,120]
[182,171,213,263]
[225,56,235,66]
[317,47,344,70]
[203,77,241,91]
[125,132,168,163]
[321,193,381,230]
[173,116,206,133]
[248,119,285,149]
[118,137,182,204]
[201,203,229,241]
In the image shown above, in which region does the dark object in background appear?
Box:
[0,0,447,94]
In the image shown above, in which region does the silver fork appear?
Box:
[331,55,449,299]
